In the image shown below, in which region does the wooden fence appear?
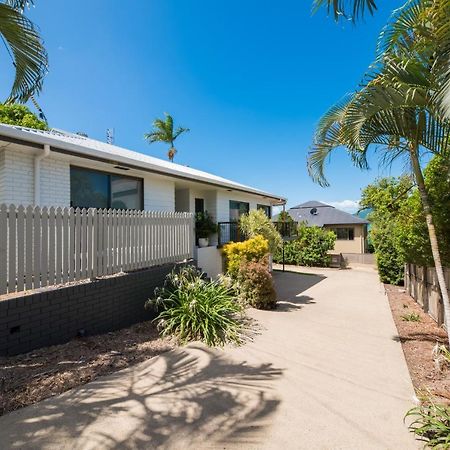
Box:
[404,263,450,325]
[0,204,194,295]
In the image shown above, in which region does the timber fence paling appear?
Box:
[405,263,450,326]
[0,204,194,295]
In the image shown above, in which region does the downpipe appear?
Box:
[34,144,50,206]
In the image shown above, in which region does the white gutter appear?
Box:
[34,144,50,205]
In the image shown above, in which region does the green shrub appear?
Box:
[237,260,277,310]
[273,223,335,267]
[239,209,282,254]
[195,211,217,239]
[223,235,269,277]
[0,103,48,130]
[406,402,450,448]
[146,266,246,347]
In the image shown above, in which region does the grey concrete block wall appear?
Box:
[0,262,192,356]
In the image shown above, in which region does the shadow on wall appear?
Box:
[0,345,283,450]
[272,271,326,312]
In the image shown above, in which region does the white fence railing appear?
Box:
[0,204,194,295]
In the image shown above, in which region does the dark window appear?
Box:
[229,201,249,221]
[70,166,143,210]
[257,204,271,217]
[330,227,355,240]
[195,198,204,214]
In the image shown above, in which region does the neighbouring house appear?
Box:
[278,201,369,256]
[0,124,285,277]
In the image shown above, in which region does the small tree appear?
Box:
[0,103,47,129]
[239,209,282,254]
[144,113,189,162]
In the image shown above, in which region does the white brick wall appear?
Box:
[0,149,34,206]
[143,174,175,211]
[0,149,70,207]
[40,157,70,207]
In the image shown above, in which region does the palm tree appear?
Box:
[313,0,450,119]
[307,42,450,340]
[312,0,377,21]
[0,0,48,103]
[145,113,189,162]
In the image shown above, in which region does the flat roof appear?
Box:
[0,124,286,203]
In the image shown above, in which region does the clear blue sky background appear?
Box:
[12,0,406,210]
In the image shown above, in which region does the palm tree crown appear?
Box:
[307,0,450,340]
[144,113,189,162]
[0,0,48,103]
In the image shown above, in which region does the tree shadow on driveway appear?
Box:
[273,271,326,312]
[0,345,283,450]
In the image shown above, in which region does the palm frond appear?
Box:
[173,126,189,139]
[312,0,377,22]
[0,2,48,103]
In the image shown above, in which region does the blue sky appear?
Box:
[9,0,406,211]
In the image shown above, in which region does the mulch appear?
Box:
[0,321,173,416]
[385,284,450,403]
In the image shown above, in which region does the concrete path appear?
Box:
[0,266,418,449]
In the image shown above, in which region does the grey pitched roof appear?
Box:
[275,200,368,227]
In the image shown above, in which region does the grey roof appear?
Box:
[275,200,368,226]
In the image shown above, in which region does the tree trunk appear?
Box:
[410,145,450,343]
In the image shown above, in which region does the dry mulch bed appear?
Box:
[385,284,450,402]
[0,321,173,416]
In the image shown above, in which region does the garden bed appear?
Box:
[385,284,450,402]
[0,321,173,416]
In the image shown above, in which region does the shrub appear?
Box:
[406,402,450,448]
[223,235,269,277]
[237,260,277,310]
[195,211,217,239]
[145,266,246,347]
[273,223,335,267]
[239,209,282,254]
[0,103,48,130]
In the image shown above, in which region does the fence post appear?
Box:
[422,266,429,313]
[0,204,7,294]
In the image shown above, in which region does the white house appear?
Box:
[0,124,285,276]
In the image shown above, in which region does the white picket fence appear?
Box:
[0,204,194,295]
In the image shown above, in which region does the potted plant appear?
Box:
[195,211,218,247]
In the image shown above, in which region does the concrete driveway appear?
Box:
[0,266,418,449]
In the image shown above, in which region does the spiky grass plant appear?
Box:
[146,266,247,347]
[401,312,421,322]
[406,401,450,448]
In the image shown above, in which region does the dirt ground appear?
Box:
[385,284,450,402]
[0,321,173,416]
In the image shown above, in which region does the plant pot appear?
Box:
[198,237,209,248]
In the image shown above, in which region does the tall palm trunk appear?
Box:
[410,143,450,342]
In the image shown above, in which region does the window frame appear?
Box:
[229,200,250,222]
[330,227,355,241]
[70,165,144,210]
[195,198,205,214]
[257,204,271,218]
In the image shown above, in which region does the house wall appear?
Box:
[175,188,190,212]
[0,148,34,206]
[324,224,366,254]
[40,156,71,207]
[0,148,175,211]
[216,191,272,222]
[143,175,175,211]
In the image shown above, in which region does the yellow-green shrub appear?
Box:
[223,235,269,277]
